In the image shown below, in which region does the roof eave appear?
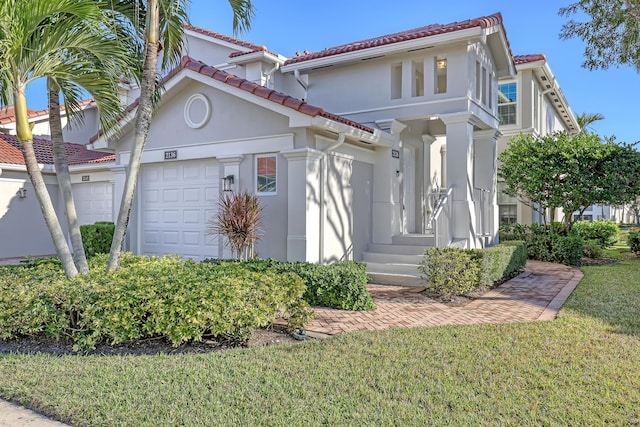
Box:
[281,27,483,73]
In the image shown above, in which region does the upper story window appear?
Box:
[435,58,447,94]
[391,62,402,100]
[412,60,424,97]
[498,82,517,125]
[256,154,277,195]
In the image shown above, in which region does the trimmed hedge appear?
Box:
[0,254,314,351]
[203,258,374,311]
[80,222,115,258]
[475,241,528,287]
[524,233,583,266]
[419,242,527,297]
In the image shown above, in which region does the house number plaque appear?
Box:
[164,150,178,160]
[391,149,400,159]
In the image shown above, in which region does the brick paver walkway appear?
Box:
[305,260,583,336]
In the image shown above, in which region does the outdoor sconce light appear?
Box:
[222,174,235,192]
[17,188,27,198]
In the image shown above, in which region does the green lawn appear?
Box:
[0,255,639,426]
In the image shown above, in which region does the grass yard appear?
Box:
[0,255,639,426]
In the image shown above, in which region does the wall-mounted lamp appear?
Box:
[17,188,27,199]
[222,174,235,192]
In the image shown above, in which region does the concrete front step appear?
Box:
[363,251,424,265]
[367,271,424,286]
[365,261,421,276]
[366,243,429,256]
[392,234,435,246]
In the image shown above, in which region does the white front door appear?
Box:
[403,147,416,233]
[72,181,113,225]
[140,159,219,261]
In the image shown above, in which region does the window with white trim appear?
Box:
[435,57,447,94]
[498,82,517,125]
[256,154,277,195]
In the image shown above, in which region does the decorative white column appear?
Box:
[474,130,501,245]
[372,120,405,243]
[282,148,323,262]
[441,112,477,248]
[218,155,244,258]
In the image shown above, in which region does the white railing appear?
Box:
[425,187,453,247]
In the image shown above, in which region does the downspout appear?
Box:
[294,69,308,101]
[264,63,280,88]
[319,132,346,264]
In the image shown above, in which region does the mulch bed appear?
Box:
[0,325,301,357]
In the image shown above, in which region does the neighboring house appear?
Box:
[87,13,515,284]
[496,54,580,226]
[0,134,114,259]
[0,99,101,144]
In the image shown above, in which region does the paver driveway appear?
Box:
[305,260,583,336]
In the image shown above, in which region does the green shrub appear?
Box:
[571,219,620,247]
[628,231,640,255]
[419,248,481,297]
[583,239,604,258]
[473,241,528,287]
[523,233,583,266]
[202,258,374,310]
[553,234,584,266]
[0,254,314,351]
[80,222,115,257]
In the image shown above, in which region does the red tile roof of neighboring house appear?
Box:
[180,57,374,133]
[0,134,114,166]
[0,99,95,125]
[514,54,546,65]
[285,13,505,66]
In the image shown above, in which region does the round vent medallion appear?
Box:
[184,93,211,129]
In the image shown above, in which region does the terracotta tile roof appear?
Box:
[0,134,114,166]
[0,99,95,125]
[514,54,546,65]
[180,56,374,133]
[184,24,272,57]
[285,13,505,66]
[92,57,374,142]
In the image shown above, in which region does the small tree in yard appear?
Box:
[499,131,640,233]
[209,191,263,260]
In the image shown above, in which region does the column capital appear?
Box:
[375,119,407,135]
[421,133,437,145]
[217,154,244,166]
[474,129,502,142]
[281,147,324,161]
[440,112,479,126]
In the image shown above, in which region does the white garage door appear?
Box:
[72,181,113,225]
[140,160,219,261]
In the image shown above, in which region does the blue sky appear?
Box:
[26,1,640,143]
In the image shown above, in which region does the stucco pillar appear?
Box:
[282,148,323,263]
[372,120,405,243]
[109,165,129,250]
[474,130,501,246]
[441,112,476,248]
[218,155,244,258]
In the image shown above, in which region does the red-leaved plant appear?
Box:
[208,191,263,260]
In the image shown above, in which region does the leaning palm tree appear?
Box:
[0,0,134,277]
[107,0,255,270]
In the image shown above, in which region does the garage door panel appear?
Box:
[141,160,219,261]
[72,182,113,226]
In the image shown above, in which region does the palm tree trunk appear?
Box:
[107,0,160,271]
[48,82,90,274]
[14,88,78,278]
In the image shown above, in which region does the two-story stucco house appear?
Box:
[83,13,515,284]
